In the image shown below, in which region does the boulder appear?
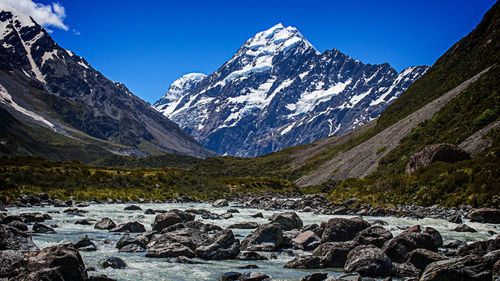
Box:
[32,222,56,234]
[240,223,283,251]
[10,244,87,281]
[119,244,146,252]
[0,225,38,251]
[196,229,240,260]
[392,262,421,278]
[344,245,393,277]
[313,241,360,268]
[407,248,446,271]
[239,272,270,281]
[292,230,321,251]
[100,257,127,269]
[110,221,146,233]
[75,219,94,225]
[94,218,116,230]
[220,271,241,281]
[269,212,303,231]
[457,238,500,256]
[212,199,229,207]
[284,255,325,269]
[300,273,328,281]
[116,235,147,250]
[19,212,46,223]
[229,222,259,229]
[443,239,466,249]
[468,208,500,224]
[420,254,492,281]
[7,221,28,231]
[236,251,268,260]
[72,235,96,250]
[152,209,195,232]
[146,242,195,258]
[0,250,24,277]
[405,143,470,174]
[453,224,477,233]
[88,274,117,281]
[251,213,264,218]
[382,226,442,263]
[321,217,370,243]
[354,226,393,248]
[124,205,142,211]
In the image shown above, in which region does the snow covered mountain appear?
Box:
[0,4,212,160]
[154,23,428,157]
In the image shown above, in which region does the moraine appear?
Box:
[5,201,498,281]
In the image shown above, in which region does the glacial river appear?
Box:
[6,202,499,281]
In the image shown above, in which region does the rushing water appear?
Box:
[6,202,499,281]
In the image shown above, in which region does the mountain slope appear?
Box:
[0,4,212,160]
[154,23,428,157]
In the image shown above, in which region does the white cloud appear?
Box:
[0,0,68,31]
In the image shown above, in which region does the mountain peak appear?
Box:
[0,3,37,31]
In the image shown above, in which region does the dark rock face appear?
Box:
[10,244,88,281]
[195,229,240,260]
[321,217,370,243]
[100,257,127,269]
[300,272,328,281]
[0,6,211,159]
[94,218,116,230]
[154,24,428,157]
[72,235,96,250]
[392,262,421,278]
[0,250,24,278]
[152,209,195,232]
[269,212,303,231]
[7,221,28,231]
[19,212,46,223]
[382,226,442,263]
[420,255,492,281]
[110,221,146,233]
[236,251,268,261]
[468,208,500,224]
[116,235,147,251]
[0,225,38,251]
[284,255,325,269]
[344,245,393,277]
[241,223,284,251]
[407,248,446,271]
[124,205,142,211]
[354,226,393,248]
[313,240,360,268]
[453,224,477,232]
[405,143,470,174]
[229,222,259,229]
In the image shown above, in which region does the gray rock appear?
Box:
[321,217,370,243]
[468,208,500,224]
[152,209,195,232]
[405,143,470,174]
[457,237,500,256]
[94,218,116,230]
[110,221,146,233]
[269,212,303,231]
[382,226,441,263]
[392,262,421,278]
[407,248,445,271]
[344,245,393,277]
[72,235,95,249]
[240,223,283,251]
[196,229,240,260]
[0,225,38,251]
[313,240,360,268]
[212,199,229,207]
[236,251,268,260]
[453,224,477,233]
[284,255,325,269]
[124,205,142,211]
[354,226,393,248]
[100,257,127,269]
[33,222,56,234]
[7,221,28,231]
[146,242,195,258]
[420,254,491,281]
[229,222,259,229]
[300,273,328,281]
[0,250,24,277]
[292,230,321,251]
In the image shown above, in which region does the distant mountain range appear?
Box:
[0,4,212,161]
[154,23,428,157]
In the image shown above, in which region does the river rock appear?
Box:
[110,221,146,233]
[321,217,370,243]
[124,205,142,211]
[382,226,442,263]
[212,199,229,207]
[7,220,28,231]
[453,224,477,232]
[75,218,94,225]
[0,250,24,277]
[468,208,500,224]
[100,257,127,269]
[10,244,87,280]
[313,240,360,267]
[239,272,270,281]
[407,248,446,271]
[420,254,492,281]
[251,213,264,218]
[300,273,328,281]
[0,225,38,251]
[344,245,393,277]
[146,242,195,258]
[392,262,421,278]
[88,274,117,281]
[443,239,466,249]
[236,251,268,260]
[94,217,116,230]
[152,209,195,232]
[457,237,500,256]
[354,226,393,248]
[220,271,241,281]
[240,223,283,251]
[269,212,303,231]
[19,212,46,223]
[32,222,56,234]
[73,235,96,250]
[284,255,325,269]
[292,230,321,251]
[229,222,259,229]
[405,143,470,174]
[116,235,147,250]
[196,229,240,260]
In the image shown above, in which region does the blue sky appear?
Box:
[18,0,498,103]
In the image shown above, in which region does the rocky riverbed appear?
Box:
[1,194,499,281]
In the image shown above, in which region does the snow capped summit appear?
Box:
[154,23,429,157]
[154,73,206,116]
